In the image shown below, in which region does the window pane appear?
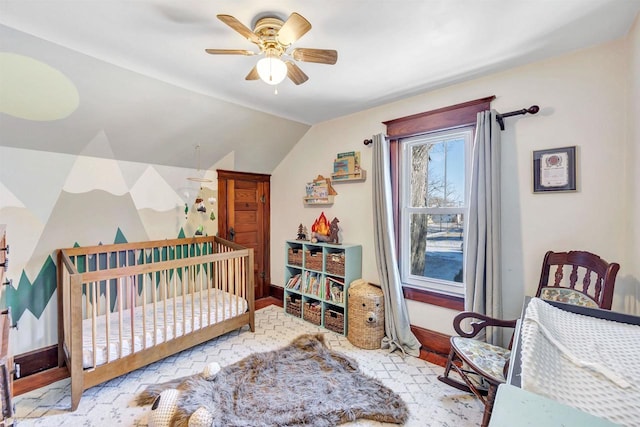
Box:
[443,138,465,208]
[409,213,464,283]
[410,144,429,208]
[410,138,465,209]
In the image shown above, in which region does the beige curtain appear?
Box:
[464,110,503,346]
[372,133,421,357]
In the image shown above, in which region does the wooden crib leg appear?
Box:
[70,354,83,411]
[70,376,82,411]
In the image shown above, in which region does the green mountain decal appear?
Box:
[5,256,57,321]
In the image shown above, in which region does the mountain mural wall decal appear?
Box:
[5,227,206,322]
[5,255,56,321]
[0,148,212,355]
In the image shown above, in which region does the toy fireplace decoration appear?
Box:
[311,212,340,245]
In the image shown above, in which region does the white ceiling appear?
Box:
[2,0,639,126]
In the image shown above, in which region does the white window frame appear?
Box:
[399,127,473,297]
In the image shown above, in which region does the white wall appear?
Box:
[271,36,637,335]
[627,14,640,313]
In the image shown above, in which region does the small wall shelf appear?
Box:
[303,195,334,206]
[331,170,366,183]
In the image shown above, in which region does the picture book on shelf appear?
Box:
[286,274,301,290]
[303,271,322,297]
[333,151,361,179]
[325,277,344,303]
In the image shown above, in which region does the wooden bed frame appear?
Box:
[57,236,254,411]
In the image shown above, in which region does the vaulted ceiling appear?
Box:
[1,0,639,171]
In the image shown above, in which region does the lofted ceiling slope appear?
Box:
[1,1,639,171]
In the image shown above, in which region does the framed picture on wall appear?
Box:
[532,146,577,193]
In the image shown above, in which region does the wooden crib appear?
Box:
[56,236,254,410]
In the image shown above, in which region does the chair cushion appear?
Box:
[539,287,599,308]
[451,336,510,384]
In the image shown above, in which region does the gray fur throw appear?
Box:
[137,333,408,426]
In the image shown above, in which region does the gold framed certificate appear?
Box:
[533,146,577,193]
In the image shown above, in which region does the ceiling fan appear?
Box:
[205,12,338,87]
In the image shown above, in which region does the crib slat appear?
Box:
[151,271,157,348]
[199,261,204,329]
[162,270,171,342]
[237,257,241,314]
[85,276,90,325]
[118,278,124,359]
[222,258,228,320]
[91,281,97,369]
[143,272,148,349]
[206,260,211,327]
[105,280,110,364]
[172,262,177,341]
[182,265,187,337]
[129,276,135,356]
[190,264,195,333]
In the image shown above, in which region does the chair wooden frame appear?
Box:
[438,250,620,427]
[538,250,619,310]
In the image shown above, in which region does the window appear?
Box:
[400,128,472,297]
[383,96,494,309]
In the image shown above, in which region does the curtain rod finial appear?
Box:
[528,105,540,114]
[363,139,373,146]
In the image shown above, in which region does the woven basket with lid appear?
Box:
[347,280,385,349]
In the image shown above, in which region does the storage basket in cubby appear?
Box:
[287,248,303,266]
[324,309,344,334]
[303,303,322,325]
[285,295,302,318]
[305,250,323,271]
[326,252,345,276]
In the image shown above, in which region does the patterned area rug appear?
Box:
[13,306,483,426]
[137,333,408,426]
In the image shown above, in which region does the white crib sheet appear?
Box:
[82,289,247,368]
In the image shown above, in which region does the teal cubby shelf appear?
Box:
[283,240,362,335]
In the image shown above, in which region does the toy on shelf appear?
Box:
[328,217,340,244]
[296,224,308,241]
[310,212,340,244]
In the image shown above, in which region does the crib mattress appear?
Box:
[82,289,247,368]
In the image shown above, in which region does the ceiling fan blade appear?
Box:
[245,66,260,80]
[205,49,256,56]
[291,48,338,65]
[285,61,309,85]
[217,14,261,44]
[277,12,311,46]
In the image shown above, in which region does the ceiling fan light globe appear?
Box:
[256,57,287,85]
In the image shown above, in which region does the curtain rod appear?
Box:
[364,104,541,144]
[496,105,539,130]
